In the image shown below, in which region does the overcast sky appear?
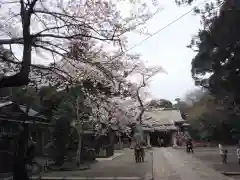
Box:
[126,0,204,102]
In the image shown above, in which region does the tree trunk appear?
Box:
[0,1,32,88]
[13,124,29,180]
[136,87,145,124]
[54,119,70,166]
[76,134,82,167]
[55,130,68,166]
[137,109,145,124]
[76,96,82,167]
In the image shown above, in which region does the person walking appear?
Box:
[133,127,144,163]
[186,139,193,153]
[219,144,224,163]
[219,143,227,164]
[237,144,240,164]
[134,136,142,162]
[157,137,160,147]
[223,149,228,164]
[26,136,36,164]
[160,138,164,147]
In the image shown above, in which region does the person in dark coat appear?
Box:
[186,139,193,153]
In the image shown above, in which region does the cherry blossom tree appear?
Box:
[127,66,166,124]
[0,0,160,88]
[45,48,152,165]
[0,1,165,178]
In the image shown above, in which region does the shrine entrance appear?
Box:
[150,131,173,147]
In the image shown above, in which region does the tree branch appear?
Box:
[135,84,145,124]
[34,10,82,20]
[28,0,38,14]
[0,0,33,88]
[33,10,112,40]
[0,38,24,45]
[34,33,118,42]
[0,55,73,83]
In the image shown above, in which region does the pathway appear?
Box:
[193,147,240,173]
[33,149,153,180]
[4,147,236,180]
[153,147,233,180]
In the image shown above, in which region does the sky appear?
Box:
[125,0,205,102]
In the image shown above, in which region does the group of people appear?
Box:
[184,140,240,164]
[157,137,165,147]
[134,141,145,163]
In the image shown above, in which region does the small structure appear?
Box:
[80,130,96,162]
[69,128,96,163]
[0,101,51,154]
[94,123,115,158]
[0,101,50,174]
[142,108,190,147]
[69,120,97,164]
[114,130,132,149]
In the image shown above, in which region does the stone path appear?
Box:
[95,152,123,161]
[152,148,181,180]
[34,149,153,180]
[152,147,233,180]
[4,148,237,180]
[193,147,240,173]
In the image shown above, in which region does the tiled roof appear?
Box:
[154,125,177,131]
[19,105,39,117]
[0,101,46,119]
[143,109,185,127]
[0,101,12,107]
[142,127,154,131]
